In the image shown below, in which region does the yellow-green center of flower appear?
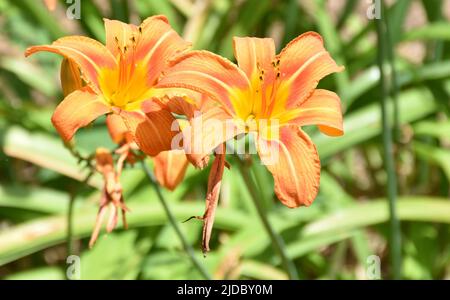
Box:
[98,39,154,111]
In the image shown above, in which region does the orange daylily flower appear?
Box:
[25,16,190,157]
[159,32,344,208]
[158,32,344,251]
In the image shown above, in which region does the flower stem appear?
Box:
[66,193,75,256]
[382,3,400,143]
[375,4,402,279]
[140,161,212,280]
[236,156,299,280]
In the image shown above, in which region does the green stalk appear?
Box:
[66,194,75,257]
[236,156,299,280]
[140,161,212,280]
[375,4,402,279]
[382,1,400,142]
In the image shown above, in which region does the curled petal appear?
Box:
[25,36,116,90]
[289,89,344,136]
[277,32,344,109]
[257,125,320,208]
[163,90,207,119]
[106,113,131,144]
[158,50,251,115]
[118,100,177,157]
[153,150,189,191]
[60,58,84,97]
[95,147,114,173]
[51,88,111,141]
[201,144,226,253]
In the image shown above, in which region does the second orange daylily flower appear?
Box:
[158,32,344,251]
[25,16,190,156]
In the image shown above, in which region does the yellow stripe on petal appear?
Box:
[233,37,277,118]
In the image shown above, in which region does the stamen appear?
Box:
[264,58,282,117]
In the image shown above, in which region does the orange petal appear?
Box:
[165,95,198,119]
[290,89,344,136]
[104,18,138,58]
[257,125,320,208]
[135,15,191,85]
[153,150,189,191]
[157,50,251,115]
[106,113,130,144]
[51,89,110,141]
[25,36,116,90]
[164,91,214,122]
[182,105,244,169]
[60,58,84,97]
[233,37,276,85]
[44,0,57,11]
[278,32,344,108]
[118,100,177,156]
[233,37,277,116]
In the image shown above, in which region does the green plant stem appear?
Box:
[236,156,299,280]
[382,1,400,142]
[375,5,402,279]
[66,194,75,257]
[140,161,212,280]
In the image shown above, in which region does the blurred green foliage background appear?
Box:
[0,0,450,280]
